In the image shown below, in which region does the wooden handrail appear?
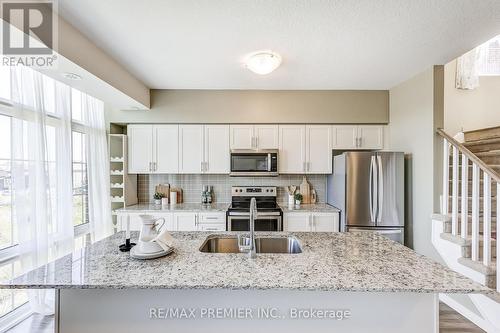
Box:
[437,128,500,184]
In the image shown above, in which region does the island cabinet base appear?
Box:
[57,289,438,333]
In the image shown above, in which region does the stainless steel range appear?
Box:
[226,186,283,231]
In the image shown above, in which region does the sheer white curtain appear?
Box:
[10,67,74,315]
[82,93,113,242]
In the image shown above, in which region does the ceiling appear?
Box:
[58,0,500,90]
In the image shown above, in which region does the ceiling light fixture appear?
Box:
[244,50,282,75]
[61,72,82,80]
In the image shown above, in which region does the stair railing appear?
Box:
[437,129,499,291]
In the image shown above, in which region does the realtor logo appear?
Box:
[1,0,58,67]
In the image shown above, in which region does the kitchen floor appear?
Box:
[6,303,484,332]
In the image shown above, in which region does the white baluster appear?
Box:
[483,173,491,266]
[442,140,450,215]
[497,183,500,292]
[451,147,459,235]
[461,155,469,239]
[471,164,480,261]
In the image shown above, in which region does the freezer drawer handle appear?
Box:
[376,229,402,234]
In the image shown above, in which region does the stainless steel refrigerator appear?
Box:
[327,152,405,244]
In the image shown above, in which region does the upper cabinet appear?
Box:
[279,125,331,174]
[204,125,230,174]
[230,125,278,150]
[128,124,229,174]
[179,125,204,173]
[128,124,179,174]
[332,125,384,150]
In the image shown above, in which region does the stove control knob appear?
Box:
[266,189,269,192]
[270,189,274,192]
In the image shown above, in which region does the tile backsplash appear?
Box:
[138,174,327,204]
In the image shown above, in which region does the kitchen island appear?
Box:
[2,231,493,333]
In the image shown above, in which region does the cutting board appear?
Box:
[155,184,170,199]
[170,187,183,204]
[300,176,311,204]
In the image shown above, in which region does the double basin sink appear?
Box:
[199,235,302,254]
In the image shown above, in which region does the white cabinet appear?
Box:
[332,125,384,150]
[254,125,279,149]
[283,212,310,232]
[279,125,331,174]
[173,212,198,231]
[230,125,278,150]
[306,125,332,173]
[127,125,153,173]
[204,125,230,174]
[279,125,306,173]
[128,124,179,174]
[179,125,204,173]
[283,212,339,232]
[357,125,384,149]
[154,125,179,173]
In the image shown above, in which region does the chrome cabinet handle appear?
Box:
[149,162,152,172]
[255,136,259,148]
[153,162,157,171]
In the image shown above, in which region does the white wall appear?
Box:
[389,67,443,259]
[444,59,500,136]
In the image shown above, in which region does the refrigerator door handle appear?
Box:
[369,156,376,223]
[376,155,384,223]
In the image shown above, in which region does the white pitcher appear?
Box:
[137,215,165,254]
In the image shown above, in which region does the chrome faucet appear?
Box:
[248,197,257,259]
[238,197,257,258]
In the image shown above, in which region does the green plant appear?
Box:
[153,192,164,200]
[294,193,303,202]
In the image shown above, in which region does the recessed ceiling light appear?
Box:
[244,50,282,75]
[61,72,82,80]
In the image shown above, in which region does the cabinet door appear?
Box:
[358,125,384,150]
[311,213,338,232]
[118,213,174,232]
[173,212,198,231]
[179,125,204,173]
[283,213,311,232]
[306,125,332,174]
[278,125,306,174]
[230,125,254,149]
[127,125,153,173]
[332,125,358,150]
[154,125,179,173]
[255,125,279,149]
[204,125,230,174]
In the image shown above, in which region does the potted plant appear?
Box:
[294,193,303,208]
[153,192,164,205]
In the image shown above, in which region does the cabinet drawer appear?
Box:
[199,212,226,224]
[199,223,226,231]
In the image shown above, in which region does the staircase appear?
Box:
[433,127,500,332]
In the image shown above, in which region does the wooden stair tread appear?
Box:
[475,150,500,157]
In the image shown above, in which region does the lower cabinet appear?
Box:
[283,212,339,232]
[117,211,226,232]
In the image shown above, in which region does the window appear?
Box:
[0,115,12,250]
[0,67,95,320]
[72,131,87,226]
[478,35,500,76]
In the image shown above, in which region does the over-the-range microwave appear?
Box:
[229,149,278,177]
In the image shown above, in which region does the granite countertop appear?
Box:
[118,203,340,214]
[116,203,230,213]
[279,203,340,213]
[1,231,492,294]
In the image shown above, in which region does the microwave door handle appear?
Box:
[267,153,271,171]
[369,156,375,223]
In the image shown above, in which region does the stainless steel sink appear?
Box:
[199,236,302,254]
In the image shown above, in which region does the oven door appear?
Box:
[230,150,278,176]
[227,215,282,231]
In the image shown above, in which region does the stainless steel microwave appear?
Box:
[229,149,278,177]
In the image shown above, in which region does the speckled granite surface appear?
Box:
[279,203,340,213]
[116,203,230,213]
[1,231,492,294]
